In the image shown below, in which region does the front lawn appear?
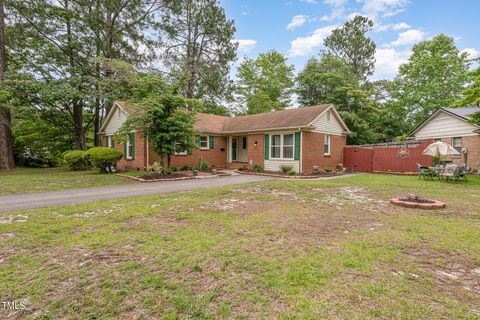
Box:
[0,167,135,195]
[0,174,479,319]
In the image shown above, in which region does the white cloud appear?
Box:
[461,48,480,59]
[288,25,336,57]
[374,48,410,79]
[391,29,425,46]
[321,0,347,20]
[300,0,317,4]
[360,0,408,18]
[287,15,308,30]
[233,39,258,53]
[392,22,410,30]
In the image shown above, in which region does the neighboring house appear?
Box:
[100,101,350,173]
[409,107,480,170]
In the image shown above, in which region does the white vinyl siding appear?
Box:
[414,111,479,139]
[310,108,344,135]
[105,105,128,135]
[264,160,300,173]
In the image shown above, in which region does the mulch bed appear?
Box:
[117,170,229,182]
[235,170,344,179]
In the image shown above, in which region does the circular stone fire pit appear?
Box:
[390,195,445,209]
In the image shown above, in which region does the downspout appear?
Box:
[146,134,149,171]
[299,128,303,174]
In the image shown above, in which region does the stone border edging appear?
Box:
[390,198,446,209]
[116,173,230,183]
[234,170,341,179]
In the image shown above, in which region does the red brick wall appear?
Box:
[148,135,228,169]
[115,131,146,170]
[437,135,480,171]
[302,131,346,173]
[247,134,265,168]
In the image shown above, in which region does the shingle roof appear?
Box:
[442,107,480,120]
[220,104,332,133]
[107,101,338,134]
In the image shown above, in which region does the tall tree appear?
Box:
[323,15,376,81]
[392,34,470,130]
[453,65,480,123]
[0,0,14,169]
[236,50,295,114]
[161,0,237,103]
[296,53,383,144]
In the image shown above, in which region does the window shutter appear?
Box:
[195,135,201,146]
[209,136,214,149]
[111,137,115,149]
[264,134,269,160]
[294,132,300,160]
[130,132,135,160]
[123,140,127,160]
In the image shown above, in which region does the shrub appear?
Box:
[288,170,296,176]
[280,165,293,173]
[237,167,244,171]
[324,168,333,173]
[180,165,194,171]
[85,147,123,172]
[253,164,264,173]
[200,161,210,171]
[63,150,91,171]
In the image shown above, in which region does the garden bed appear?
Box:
[235,170,344,179]
[117,170,229,182]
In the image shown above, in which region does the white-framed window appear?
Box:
[324,134,331,155]
[271,133,294,160]
[283,134,294,159]
[326,110,331,121]
[199,136,209,149]
[106,135,114,148]
[126,137,133,159]
[174,142,187,155]
[452,137,462,153]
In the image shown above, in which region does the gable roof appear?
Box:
[101,102,349,135]
[99,101,129,133]
[409,107,480,137]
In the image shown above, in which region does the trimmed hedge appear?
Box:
[63,150,91,171]
[86,147,123,172]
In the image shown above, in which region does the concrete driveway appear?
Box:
[0,175,273,213]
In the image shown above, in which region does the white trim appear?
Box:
[323,134,331,156]
[106,135,114,148]
[307,105,350,134]
[270,132,295,160]
[199,135,209,150]
[126,137,133,160]
[100,102,128,132]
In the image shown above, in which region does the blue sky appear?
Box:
[221,0,480,80]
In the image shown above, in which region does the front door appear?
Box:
[231,138,237,161]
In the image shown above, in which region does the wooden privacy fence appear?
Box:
[343,139,433,174]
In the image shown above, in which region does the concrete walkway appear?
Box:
[0,175,273,213]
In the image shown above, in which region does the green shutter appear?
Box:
[195,135,201,146]
[264,134,269,160]
[123,140,127,160]
[209,136,214,149]
[130,132,135,160]
[294,132,301,160]
[111,137,115,149]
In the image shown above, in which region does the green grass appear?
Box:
[0,174,479,319]
[0,167,134,195]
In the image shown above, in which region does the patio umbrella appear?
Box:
[422,141,461,156]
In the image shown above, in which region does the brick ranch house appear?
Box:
[409,107,480,171]
[100,101,350,174]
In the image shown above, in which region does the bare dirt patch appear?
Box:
[0,214,29,224]
[402,247,480,299]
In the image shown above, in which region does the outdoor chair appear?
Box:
[440,165,465,182]
[417,163,433,180]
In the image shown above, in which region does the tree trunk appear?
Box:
[73,101,86,150]
[0,0,15,170]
